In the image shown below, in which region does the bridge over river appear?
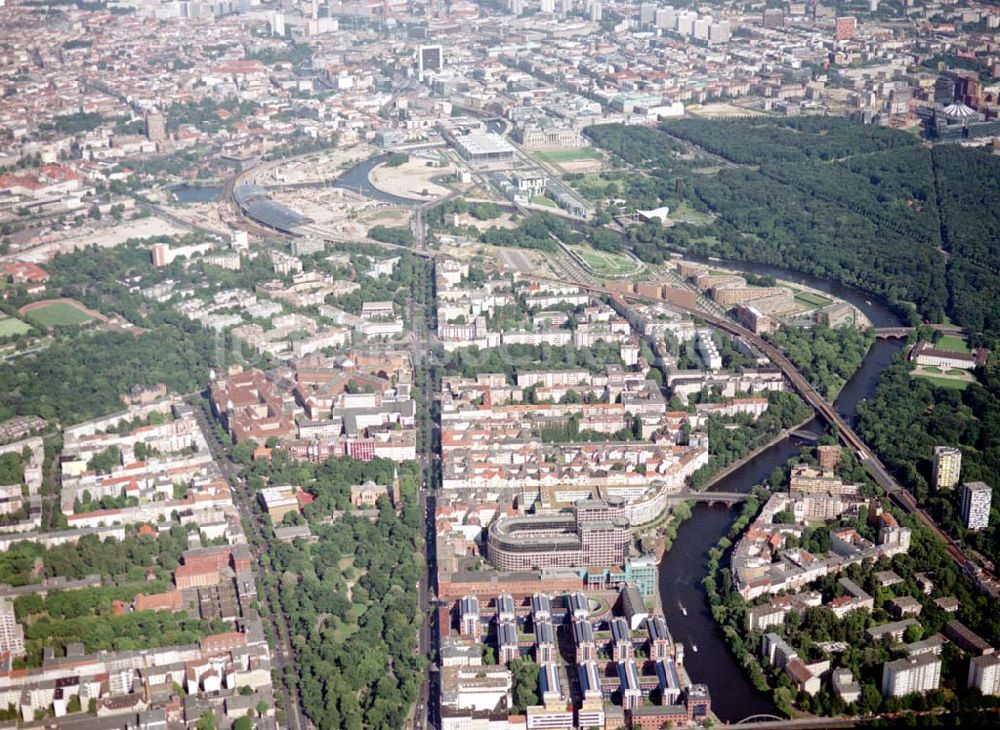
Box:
[665,490,749,505]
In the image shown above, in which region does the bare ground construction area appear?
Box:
[368,158,456,200]
[7,216,188,264]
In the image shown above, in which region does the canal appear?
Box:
[657,265,905,722]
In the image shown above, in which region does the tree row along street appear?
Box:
[190,400,308,730]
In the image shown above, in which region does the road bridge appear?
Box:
[728,716,861,728]
[789,429,821,441]
[666,490,749,505]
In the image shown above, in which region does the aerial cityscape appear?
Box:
[1,0,1000,728]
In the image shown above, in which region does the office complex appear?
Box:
[762,8,784,28]
[417,44,443,80]
[486,500,629,571]
[145,111,166,143]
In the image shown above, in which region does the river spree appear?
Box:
[657,264,904,722]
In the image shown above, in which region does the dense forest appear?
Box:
[479,212,625,254]
[657,116,918,164]
[933,146,1000,340]
[585,119,1000,337]
[0,326,218,425]
[765,325,874,399]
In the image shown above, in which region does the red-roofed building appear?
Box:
[135,590,184,613]
[1,262,49,285]
[210,369,295,445]
[0,165,82,199]
[174,562,222,590]
[214,60,266,76]
[183,547,232,570]
[199,631,247,655]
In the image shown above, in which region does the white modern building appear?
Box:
[961,481,992,531]
[882,654,941,698]
[0,599,25,657]
[969,654,1000,696]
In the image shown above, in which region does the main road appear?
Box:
[409,202,440,730]
[189,399,310,730]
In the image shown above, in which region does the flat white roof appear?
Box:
[456,132,515,156]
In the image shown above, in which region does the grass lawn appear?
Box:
[922,366,943,373]
[673,201,713,225]
[793,291,833,308]
[530,194,557,208]
[0,317,32,337]
[536,148,603,164]
[571,173,624,198]
[330,612,362,642]
[570,245,643,278]
[23,302,94,328]
[936,335,969,352]
[948,369,969,376]
[915,374,970,391]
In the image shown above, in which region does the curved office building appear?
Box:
[486,499,629,571]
